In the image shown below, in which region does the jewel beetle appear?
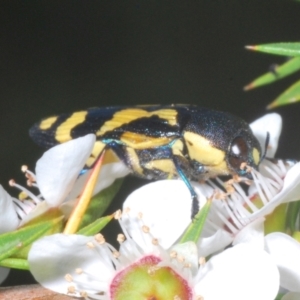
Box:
[29,105,262,218]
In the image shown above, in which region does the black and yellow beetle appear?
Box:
[29,105,262,218]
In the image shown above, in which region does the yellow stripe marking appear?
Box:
[171,139,184,156]
[85,141,120,168]
[40,116,58,130]
[103,149,119,164]
[96,108,177,136]
[55,111,87,143]
[144,159,176,176]
[126,148,144,175]
[184,131,226,166]
[120,132,172,149]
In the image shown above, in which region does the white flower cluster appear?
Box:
[1,113,300,300]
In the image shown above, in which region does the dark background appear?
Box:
[1,0,300,287]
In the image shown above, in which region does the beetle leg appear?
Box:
[173,155,199,219]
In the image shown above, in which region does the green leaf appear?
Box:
[286,201,300,234]
[0,216,63,261]
[267,79,300,109]
[179,197,212,244]
[244,57,300,90]
[0,258,29,270]
[264,203,288,235]
[274,293,284,300]
[78,178,124,229]
[246,42,300,56]
[77,214,114,236]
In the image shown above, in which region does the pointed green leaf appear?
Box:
[267,79,300,109]
[246,42,300,56]
[0,258,29,270]
[77,214,114,236]
[244,57,300,90]
[79,178,123,229]
[179,197,212,244]
[13,210,64,259]
[0,216,63,261]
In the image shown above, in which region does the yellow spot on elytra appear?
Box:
[55,111,88,143]
[40,116,58,130]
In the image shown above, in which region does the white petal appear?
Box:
[0,267,10,284]
[93,161,130,194]
[249,163,300,220]
[171,242,199,275]
[233,218,265,248]
[123,180,209,249]
[28,234,115,296]
[282,292,300,300]
[19,201,50,226]
[0,185,19,233]
[250,113,282,158]
[65,161,130,202]
[195,244,279,300]
[197,229,233,257]
[35,134,96,207]
[265,233,300,292]
[279,162,300,203]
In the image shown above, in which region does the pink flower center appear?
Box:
[110,255,193,300]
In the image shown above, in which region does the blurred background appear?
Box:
[1,0,300,286]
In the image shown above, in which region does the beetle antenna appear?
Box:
[259,132,270,164]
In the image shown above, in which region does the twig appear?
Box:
[0,284,78,300]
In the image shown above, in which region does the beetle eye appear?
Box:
[228,136,248,169]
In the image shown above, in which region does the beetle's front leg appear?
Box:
[172,155,199,219]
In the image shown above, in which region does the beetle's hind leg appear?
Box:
[173,155,199,219]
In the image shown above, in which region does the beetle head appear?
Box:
[226,130,262,179]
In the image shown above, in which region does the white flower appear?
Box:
[265,232,300,293]
[119,158,300,259]
[0,134,129,231]
[28,210,279,300]
[0,134,94,230]
[120,112,300,258]
[0,185,20,234]
[122,179,214,249]
[0,134,129,284]
[198,158,300,255]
